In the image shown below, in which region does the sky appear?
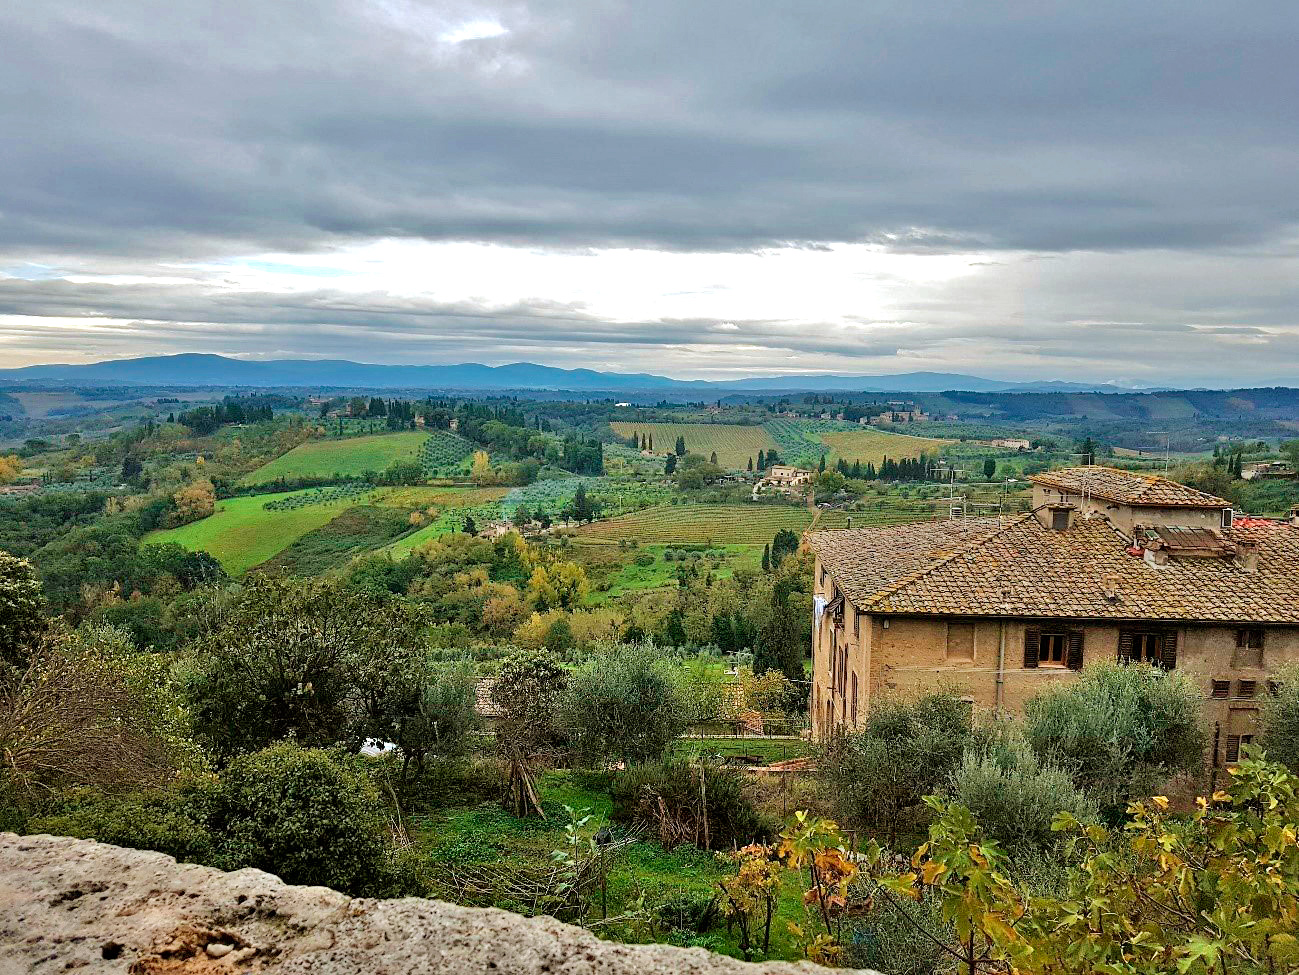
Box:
[2,1,1299,386]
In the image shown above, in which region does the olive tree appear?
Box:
[558,642,687,766]
[1023,661,1205,818]
[0,551,46,676]
[1259,663,1299,771]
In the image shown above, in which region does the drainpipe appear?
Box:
[995,620,1006,715]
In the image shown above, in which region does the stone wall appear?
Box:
[0,833,878,975]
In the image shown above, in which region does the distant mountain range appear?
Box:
[0,353,1150,394]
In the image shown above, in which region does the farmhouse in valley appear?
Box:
[763,464,814,492]
[807,466,1299,765]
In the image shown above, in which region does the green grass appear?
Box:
[818,428,952,466]
[409,768,816,962]
[254,505,416,576]
[146,489,356,574]
[577,503,814,545]
[243,432,429,485]
[577,542,763,601]
[610,422,777,470]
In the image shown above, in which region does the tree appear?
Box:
[946,729,1096,855]
[1076,436,1098,466]
[0,455,22,486]
[463,514,478,536]
[982,457,996,479]
[710,450,718,465]
[492,648,569,816]
[0,551,46,675]
[818,691,978,842]
[1,624,202,802]
[757,449,766,471]
[761,543,771,572]
[664,453,677,475]
[1023,661,1206,818]
[184,578,419,759]
[1259,662,1299,771]
[512,504,531,529]
[170,479,215,526]
[770,528,800,567]
[675,435,687,456]
[753,576,807,682]
[558,643,686,766]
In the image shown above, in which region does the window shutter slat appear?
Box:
[1023,627,1040,669]
[1117,630,1135,663]
[1067,631,1084,671]
[1161,630,1178,670]
[1226,735,1241,763]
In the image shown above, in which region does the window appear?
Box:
[1051,508,1070,531]
[1234,628,1265,668]
[1118,629,1177,669]
[1024,627,1083,670]
[1237,680,1257,699]
[1039,632,1066,666]
[1221,508,1234,529]
[853,609,860,638]
[1225,734,1254,763]
[1211,680,1230,699]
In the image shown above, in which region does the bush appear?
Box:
[610,759,773,850]
[28,784,219,865]
[845,891,950,975]
[818,691,978,839]
[208,743,394,895]
[1023,661,1206,818]
[1259,663,1299,771]
[946,731,1097,855]
[558,643,687,766]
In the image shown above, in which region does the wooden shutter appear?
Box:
[1225,735,1241,763]
[1117,630,1135,663]
[1023,627,1040,668]
[1066,630,1084,671]
[1160,630,1178,671]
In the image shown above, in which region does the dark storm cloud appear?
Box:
[3,0,1299,257]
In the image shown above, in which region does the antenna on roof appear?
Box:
[1148,430,1174,473]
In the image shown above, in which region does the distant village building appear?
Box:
[989,438,1032,451]
[868,409,928,425]
[0,481,41,497]
[764,465,814,490]
[807,466,1299,767]
[1242,461,1296,481]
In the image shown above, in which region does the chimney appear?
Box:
[1238,540,1259,574]
[1290,505,1299,528]
[1102,573,1121,602]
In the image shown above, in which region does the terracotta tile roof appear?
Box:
[810,513,1299,624]
[806,518,1005,606]
[1030,466,1229,507]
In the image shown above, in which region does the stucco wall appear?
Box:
[809,577,1299,750]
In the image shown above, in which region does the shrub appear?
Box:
[27,783,219,866]
[208,743,392,895]
[610,759,773,850]
[1259,663,1299,771]
[818,691,978,839]
[946,731,1097,855]
[1023,661,1206,818]
[845,891,950,975]
[558,643,687,766]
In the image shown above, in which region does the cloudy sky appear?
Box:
[2,1,1298,385]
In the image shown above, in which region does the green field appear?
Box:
[243,432,429,485]
[576,503,815,545]
[147,489,360,574]
[610,422,776,469]
[818,428,951,466]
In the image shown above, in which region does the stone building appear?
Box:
[807,467,1299,766]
